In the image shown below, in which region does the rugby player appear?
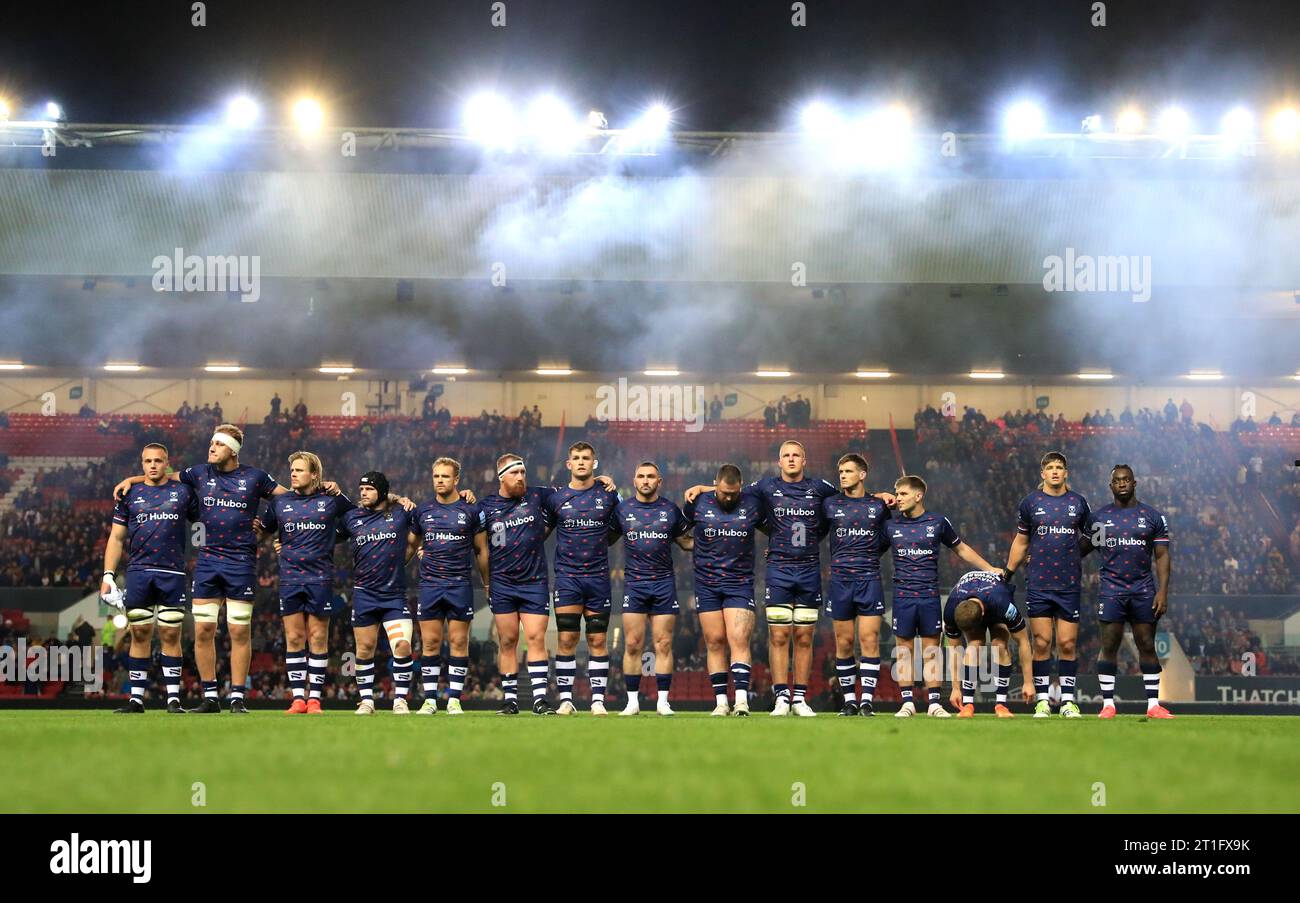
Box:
[823,453,890,716]
[682,464,766,716]
[1003,452,1092,718]
[544,442,620,715]
[257,451,354,714]
[408,457,483,715]
[943,570,1033,717]
[102,443,198,714]
[341,472,419,715]
[885,475,1000,717]
[610,462,692,716]
[1086,465,1173,719]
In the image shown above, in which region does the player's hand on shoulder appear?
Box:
[876,491,897,508]
[684,484,711,503]
[596,475,617,492]
[113,478,132,501]
[459,488,477,504]
[396,495,416,511]
[323,480,341,495]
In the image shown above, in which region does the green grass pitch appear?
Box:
[3,711,1297,813]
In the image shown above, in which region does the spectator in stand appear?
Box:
[270,393,281,418]
[1180,399,1194,423]
[710,395,723,423]
[177,401,193,419]
[1267,411,1282,426]
[1164,398,1178,423]
[764,401,777,429]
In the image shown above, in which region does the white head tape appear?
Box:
[212,432,241,454]
[497,459,525,479]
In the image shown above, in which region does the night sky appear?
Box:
[3,0,1298,133]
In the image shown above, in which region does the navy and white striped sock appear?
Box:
[589,655,610,703]
[900,685,913,703]
[307,654,328,700]
[555,654,576,701]
[420,654,442,698]
[527,660,549,700]
[625,673,641,700]
[962,663,977,705]
[859,657,880,703]
[655,672,672,705]
[128,656,150,704]
[356,658,375,701]
[1097,660,1117,706]
[835,657,857,703]
[774,683,789,703]
[710,671,729,706]
[446,655,468,700]
[1032,658,1051,702]
[995,663,1011,704]
[229,683,246,703]
[793,684,808,704]
[391,655,413,700]
[730,662,750,704]
[1141,661,1162,711]
[928,687,941,707]
[202,679,219,700]
[160,654,182,704]
[502,672,518,702]
[286,651,308,700]
[1059,658,1077,703]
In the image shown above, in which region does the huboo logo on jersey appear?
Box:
[425,531,466,543]
[204,496,247,509]
[772,507,815,517]
[283,521,327,533]
[152,247,261,303]
[626,530,670,542]
[1037,525,1077,536]
[836,526,874,539]
[136,511,179,524]
[356,531,398,545]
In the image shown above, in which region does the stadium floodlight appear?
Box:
[1184,370,1223,380]
[1270,107,1300,146]
[969,370,1005,379]
[620,102,672,149]
[1076,372,1114,380]
[0,362,25,370]
[800,100,844,137]
[104,363,142,372]
[430,367,469,375]
[204,364,242,373]
[0,97,10,121]
[1081,113,1103,133]
[854,370,892,378]
[1115,107,1144,135]
[292,97,324,134]
[526,94,582,154]
[587,110,608,130]
[643,369,680,377]
[1220,107,1254,147]
[319,366,354,374]
[1003,101,1045,140]
[536,368,573,376]
[464,92,517,150]
[1156,106,1191,139]
[855,104,913,166]
[45,101,63,122]
[755,369,791,378]
[225,95,260,129]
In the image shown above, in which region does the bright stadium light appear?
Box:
[204,364,242,373]
[1270,107,1300,146]
[0,362,25,370]
[45,100,63,121]
[430,367,469,375]
[621,102,672,149]
[855,104,912,166]
[1184,370,1223,381]
[1076,372,1114,380]
[292,97,325,134]
[1115,107,1144,135]
[755,369,791,378]
[854,370,892,378]
[104,363,142,372]
[0,97,10,121]
[319,366,355,374]
[536,368,573,376]
[1220,106,1254,147]
[969,370,1005,379]
[464,92,517,150]
[526,94,581,153]
[225,95,260,129]
[643,369,680,377]
[1003,101,1045,140]
[1156,106,1191,139]
[800,100,844,136]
